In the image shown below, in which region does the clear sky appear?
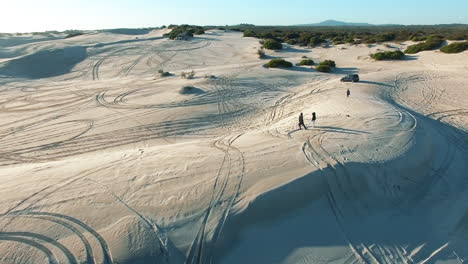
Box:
[2,0,467,33]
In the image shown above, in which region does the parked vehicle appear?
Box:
[341,74,360,82]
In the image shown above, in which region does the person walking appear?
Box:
[311,112,317,127]
[298,113,307,130]
[347,88,350,98]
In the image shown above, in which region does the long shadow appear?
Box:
[332,67,359,75]
[360,80,394,87]
[101,28,152,35]
[287,126,370,137]
[93,36,165,48]
[0,46,87,79]
[213,101,468,263]
[282,66,315,73]
[401,55,418,61]
[277,46,311,53]
[315,126,371,134]
[0,231,77,264]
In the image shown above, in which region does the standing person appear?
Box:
[312,112,317,127]
[298,113,307,130]
[347,88,350,98]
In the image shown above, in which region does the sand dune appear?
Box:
[0,30,467,264]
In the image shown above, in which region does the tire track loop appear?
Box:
[0,162,131,263]
[0,234,59,264]
[91,47,137,80]
[86,179,170,263]
[185,133,244,264]
[0,231,77,264]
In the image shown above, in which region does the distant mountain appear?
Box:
[297,20,377,27]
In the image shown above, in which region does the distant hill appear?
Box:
[296,20,402,27]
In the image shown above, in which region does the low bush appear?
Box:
[65,32,83,39]
[371,50,405,60]
[298,59,315,66]
[158,69,171,77]
[440,42,468,53]
[263,39,282,50]
[168,25,204,39]
[405,36,444,54]
[266,59,293,68]
[180,86,204,95]
[318,60,336,67]
[315,64,331,73]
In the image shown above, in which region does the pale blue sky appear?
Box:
[2,0,467,32]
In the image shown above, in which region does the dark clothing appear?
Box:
[347,89,350,97]
[312,113,316,121]
[299,113,307,130]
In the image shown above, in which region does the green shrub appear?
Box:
[263,39,282,50]
[405,36,444,54]
[309,37,325,46]
[168,25,204,39]
[298,59,315,66]
[243,30,256,37]
[266,59,293,68]
[318,60,336,67]
[440,42,468,53]
[194,28,205,35]
[315,64,331,73]
[371,50,405,60]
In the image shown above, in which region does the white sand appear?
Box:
[0,29,467,264]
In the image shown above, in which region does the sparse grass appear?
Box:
[440,42,468,53]
[181,70,196,79]
[371,50,405,60]
[265,59,293,68]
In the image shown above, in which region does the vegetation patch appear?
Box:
[266,59,293,68]
[229,24,468,48]
[315,64,331,73]
[405,36,444,54]
[298,59,315,66]
[181,70,196,79]
[371,50,405,60]
[179,86,204,95]
[318,60,336,67]
[440,42,468,53]
[158,69,172,77]
[167,25,205,40]
[263,39,282,50]
[65,32,84,39]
